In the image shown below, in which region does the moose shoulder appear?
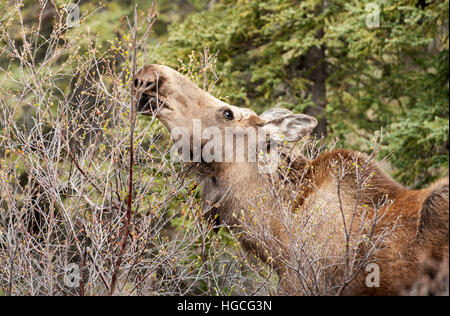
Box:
[134,64,449,296]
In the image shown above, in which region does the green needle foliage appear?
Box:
[158,0,449,188]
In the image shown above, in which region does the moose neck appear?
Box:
[198,160,267,222]
[196,159,297,265]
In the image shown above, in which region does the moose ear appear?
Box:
[260,108,317,142]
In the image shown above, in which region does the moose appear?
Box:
[133,64,449,295]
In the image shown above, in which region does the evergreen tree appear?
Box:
[159,0,449,187]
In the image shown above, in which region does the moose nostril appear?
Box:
[134,79,139,87]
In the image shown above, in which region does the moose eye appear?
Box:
[222,109,234,120]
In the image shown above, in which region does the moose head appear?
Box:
[133,64,317,166]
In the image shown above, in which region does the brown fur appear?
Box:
[135,64,449,295]
[289,149,448,295]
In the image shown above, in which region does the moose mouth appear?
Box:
[134,76,169,115]
[137,93,166,115]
